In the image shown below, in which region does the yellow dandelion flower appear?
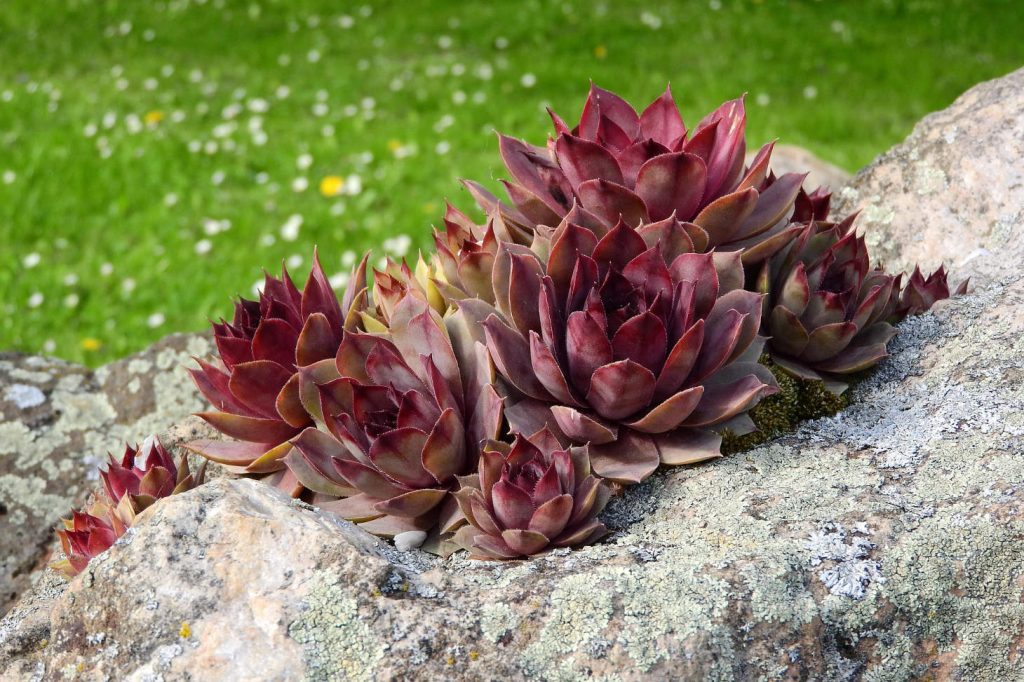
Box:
[319,175,344,197]
[144,110,165,126]
[594,45,608,59]
[386,139,403,152]
[81,338,102,351]
[179,622,191,638]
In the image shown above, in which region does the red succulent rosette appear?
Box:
[454,428,610,559]
[430,202,505,304]
[464,84,807,265]
[54,437,205,576]
[187,251,366,486]
[758,216,900,393]
[760,207,965,394]
[472,219,777,484]
[888,264,967,322]
[282,292,503,536]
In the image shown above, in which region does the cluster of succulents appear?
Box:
[55,83,964,573]
[53,437,204,576]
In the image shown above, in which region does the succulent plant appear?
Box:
[756,214,903,392]
[53,437,205,576]
[474,219,777,484]
[284,291,503,536]
[464,84,807,265]
[887,264,967,322]
[359,256,448,330]
[453,428,610,559]
[187,251,365,487]
[791,185,833,224]
[430,202,504,304]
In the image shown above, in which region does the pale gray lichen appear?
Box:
[0,474,69,527]
[806,524,885,601]
[914,162,948,195]
[521,573,615,678]
[479,602,518,643]
[288,570,384,682]
[3,384,45,409]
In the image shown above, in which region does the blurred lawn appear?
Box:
[0,0,1021,366]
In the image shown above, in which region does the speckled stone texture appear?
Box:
[2,69,1024,680]
[832,67,1024,290]
[0,333,213,614]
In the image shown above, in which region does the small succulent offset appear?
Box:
[284,292,503,536]
[54,437,205,576]
[479,220,777,483]
[890,265,967,321]
[430,202,503,304]
[757,216,960,393]
[465,84,806,264]
[454,429,610,559]
[187,252,365,492]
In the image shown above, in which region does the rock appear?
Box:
[752,143,852,192]
[0,480,420,682]
[3,72,1024,680]
[0,333,213,614]
[833,68,1024,288]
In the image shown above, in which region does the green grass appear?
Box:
[0,0,1020,366]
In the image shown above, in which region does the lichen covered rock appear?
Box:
[3,69,1024,681]
[0,333,214,613]
[833,68,1024,289]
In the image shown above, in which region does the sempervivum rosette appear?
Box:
[888,264,967,322]
[464,84,806,265]
[791,185,833,223]
[477,220,778,484]
[453,428,610,559]
[283,292,503,536]
[430,202,505,304]
[359,255,447,330]
[53,437,205,576]
[187,251,365,486]
[757,217,903,393]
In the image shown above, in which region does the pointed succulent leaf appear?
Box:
[733,172,805,240]
[639,86,686,147]
[577,179,649,227]
[768,306,811,357]
[634,152,707,222]
[625,386,704,433]
[555,134,624,190]
[588,430,660,483]
[692,187,757,245]
[656,429,723,466]
[549,406,618,444]
[528,495,573,540]
[585,360,656,420]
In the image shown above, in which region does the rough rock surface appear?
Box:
[751,143,851,194]
[833,67,1024,289]
[2,71,1024,680]
[0,333,213,613]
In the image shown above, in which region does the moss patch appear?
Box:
[722,358,848,455]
